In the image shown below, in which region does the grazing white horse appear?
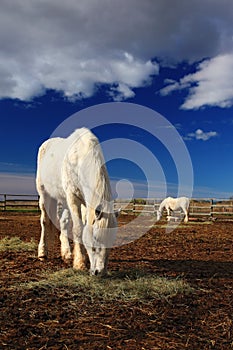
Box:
[36,127,119,276]
[156,197,190,223]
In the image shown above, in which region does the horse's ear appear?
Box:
[95,204,103,220]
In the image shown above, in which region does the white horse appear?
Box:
[156,197,190,223]
[36,127,119,276]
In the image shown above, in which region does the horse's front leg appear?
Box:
[72,217,89,270]
[183,209,189,223]
[66,193,89,270]
[73,241,88,270]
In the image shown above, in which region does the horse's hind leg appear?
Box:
[38,196,57,260]
[38,201,50,260]
[57,205,72,262]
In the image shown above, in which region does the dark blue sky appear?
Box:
[1,72,232,198]
[0,1,233,198]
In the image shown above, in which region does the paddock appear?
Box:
[1,212,233,349]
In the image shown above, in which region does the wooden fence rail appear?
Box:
[0,194,40,211]
[0,195,233,219]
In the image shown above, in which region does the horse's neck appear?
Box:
[82,166,111,209]
[84,175,112,227]
[159,201,166,212]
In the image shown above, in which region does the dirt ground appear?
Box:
[1,212,233,350]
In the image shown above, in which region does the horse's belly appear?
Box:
[170,203,179,211]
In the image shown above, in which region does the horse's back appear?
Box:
[36,128,100,201]
[64,128,101,165]
[163,196,189,210]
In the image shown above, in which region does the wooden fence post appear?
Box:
[210,199,214,218]
[4,194,6,211]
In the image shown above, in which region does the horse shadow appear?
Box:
[109,258,233,280]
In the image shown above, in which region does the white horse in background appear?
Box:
[36,127,119,276]
[156,197,190,223]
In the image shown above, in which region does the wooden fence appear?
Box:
[114,198,233,219]
[1,194,233,219]
[0,194,40,212]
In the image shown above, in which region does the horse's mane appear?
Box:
[90,147,112,206]
[70,128,112,208]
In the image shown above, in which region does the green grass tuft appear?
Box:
[0,236,37,252]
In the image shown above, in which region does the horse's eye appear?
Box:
[95,204,103,220]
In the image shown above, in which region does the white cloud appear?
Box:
[181,54,233,109]
[0,0,233,101]
[185,129,218,141]
[0,49,158,101]
[109,83,135,102]
[159,79,190,96]
[159,54,233,109]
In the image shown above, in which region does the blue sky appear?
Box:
[0,1,233,198]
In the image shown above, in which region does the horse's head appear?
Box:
[83,203,119,276]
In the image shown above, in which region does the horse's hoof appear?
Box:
[61,253,72,263]
[38,256,47,261]
[73,263,88,271]
[62,257,72,265]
